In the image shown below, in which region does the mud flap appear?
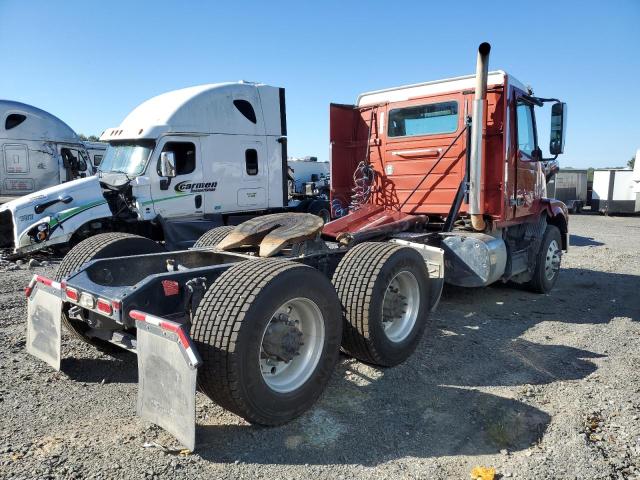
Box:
[131,310,201,451]
[26,276,63,370]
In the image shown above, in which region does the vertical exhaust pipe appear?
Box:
[469,42,491,231]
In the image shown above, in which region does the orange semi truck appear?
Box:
[25,43,568,449]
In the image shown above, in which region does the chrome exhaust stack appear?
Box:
[469,42,491,231]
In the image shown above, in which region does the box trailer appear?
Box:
[592,168,639,214]
[546,169,588,213]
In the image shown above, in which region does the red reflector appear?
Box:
[65,287,79,302]
[161,280,180,296]
[96,298,112,315]
[25,287,33,298]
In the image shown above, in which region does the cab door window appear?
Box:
[159,142,196,175]
[516,102,536,156]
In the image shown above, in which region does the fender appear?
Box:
[16,201,112,253]
[541,198,569,250]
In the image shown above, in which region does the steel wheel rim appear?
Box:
[545,239,561,281]
[382,271,420,343]
[259,297,325,393]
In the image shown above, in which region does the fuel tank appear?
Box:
[441,232,507,287]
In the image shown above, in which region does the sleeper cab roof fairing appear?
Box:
[0,100,79,143]
[100,82,281,142]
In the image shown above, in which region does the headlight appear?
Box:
[30,222,50,242]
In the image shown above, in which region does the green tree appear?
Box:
[78,133,100,142]
[628,155,635,169]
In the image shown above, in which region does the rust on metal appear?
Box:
[216,213,324,257]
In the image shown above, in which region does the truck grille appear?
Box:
[0,209,15,249]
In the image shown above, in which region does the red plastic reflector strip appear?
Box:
[26,275,62,297]
[161,280,180,296]
[160,320,190,349]
[96,298,112,315]
[65,287,79,302]
[129,310,145,322]
[129,309,200,367]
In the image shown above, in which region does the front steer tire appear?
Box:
[191,259,342,425]
[56,233,164,347]
[332,242,431,367]
[526,225,563,294]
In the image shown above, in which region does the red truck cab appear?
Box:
[326,49,568,292]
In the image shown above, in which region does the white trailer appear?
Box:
[592,167,639,214]
[0,83,329,257]
[288,157,329,193]
[0,101,91,203]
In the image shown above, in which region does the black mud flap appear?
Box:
[132,310,201,451]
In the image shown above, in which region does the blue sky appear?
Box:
[1,0,638,168]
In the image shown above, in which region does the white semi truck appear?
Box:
[0,83,329,256]
[0,100,91,204]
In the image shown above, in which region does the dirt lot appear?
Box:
[0,212,639,479]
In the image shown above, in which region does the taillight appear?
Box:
[96,298,112,315]
[65,287,79,302]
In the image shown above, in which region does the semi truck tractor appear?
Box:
[0,84,329,257]
[25,43,569,450]
[0,100,91,204]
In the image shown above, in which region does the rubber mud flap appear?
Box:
[134,313,201,451]
[26,278,63,371]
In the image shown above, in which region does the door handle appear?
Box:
[195,194,202,209]
[391,148,442,158]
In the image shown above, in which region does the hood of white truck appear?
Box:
[0,176,107,234]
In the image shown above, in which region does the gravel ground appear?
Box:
[0,212,638,479]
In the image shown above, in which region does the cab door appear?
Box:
[513,95,541,218]
[150,137,204,217]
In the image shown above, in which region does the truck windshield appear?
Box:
[99,141,154,176]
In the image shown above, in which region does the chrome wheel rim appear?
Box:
[545,239,561,281]
[259,297,325,393]
[382,271,420,343]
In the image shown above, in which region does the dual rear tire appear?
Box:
[191,242,432,424]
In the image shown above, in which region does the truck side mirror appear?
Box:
[160,151,177,178]
[549,102,567,156]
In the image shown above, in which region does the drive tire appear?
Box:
[191,259,342,425]
[193,225,235,248]
[526,225,562,294]
[56,233,164,347]
[332,242,431,367]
